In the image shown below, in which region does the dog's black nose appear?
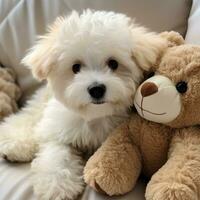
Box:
[88,83,106,99]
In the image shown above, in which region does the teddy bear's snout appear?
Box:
[141,82,158,97]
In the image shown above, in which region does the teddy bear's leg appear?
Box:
[31,142,85,200]
[0,88,46,162]
[145,129,200,200]
[84,123,142,196]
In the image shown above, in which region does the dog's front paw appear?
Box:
[0,138,37,162]
[145,181,198,200]
[32,171,84,200]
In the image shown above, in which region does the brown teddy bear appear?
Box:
[84,32,200,200]
[0,65,21,120]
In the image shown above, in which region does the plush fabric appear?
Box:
[185,0,200,44]
[0,66,21,120]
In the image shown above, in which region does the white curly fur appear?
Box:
[0,10,166,200]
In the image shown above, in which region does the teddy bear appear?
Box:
[84,31,200,200]
[0,64,21,120]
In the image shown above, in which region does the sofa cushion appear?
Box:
[185,0,200,44]
[0,0,192,101]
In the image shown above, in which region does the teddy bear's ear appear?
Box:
[131,27,168,71]
[159,31,184,47]
[21,16,67,81]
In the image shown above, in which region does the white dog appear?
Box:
[0,10,166,200]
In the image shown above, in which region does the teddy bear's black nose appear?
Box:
[88,83,106,99]
[141,82,158,97]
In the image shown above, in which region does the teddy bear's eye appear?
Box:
[176,81,188,94]
[72,63,81,74]
[107,59,118,71]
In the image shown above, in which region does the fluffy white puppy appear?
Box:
[0,10,166,200]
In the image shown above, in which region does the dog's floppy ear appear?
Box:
[22,38,56,81]
[21,17,66,81]
[131,26,167,71]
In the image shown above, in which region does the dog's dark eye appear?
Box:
[107,59,118,71]
[147,72,155,79]
[72,63,81,74]
[176,81,188,93]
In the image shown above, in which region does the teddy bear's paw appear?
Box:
[85,173,128,196]
[86,178,106,194]
[145,181,198,200]
[84,164,136,196]
[0,138,38,162]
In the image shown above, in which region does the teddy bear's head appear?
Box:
[134,32,200,128]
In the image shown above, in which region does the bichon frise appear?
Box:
[0,10,166,200]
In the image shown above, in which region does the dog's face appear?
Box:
[22,10,166,121]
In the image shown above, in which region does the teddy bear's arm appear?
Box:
[84,122,142,196]
[145,127,200,200]
[128,114,171,177]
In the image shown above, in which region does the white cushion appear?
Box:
[185,0,200,44]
